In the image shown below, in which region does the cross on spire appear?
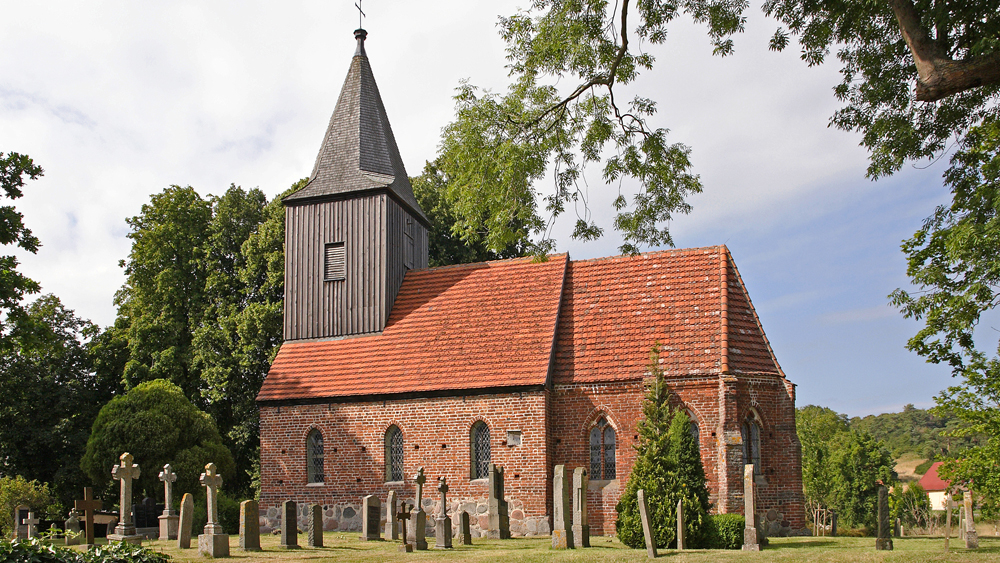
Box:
[355,0,365,29]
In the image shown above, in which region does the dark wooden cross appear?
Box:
[354,0,365,29]
[74,487,102,546]
[396,504,413,552]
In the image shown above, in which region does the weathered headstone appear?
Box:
[965,490,979,549]
[875,485,892,551]
[14,505,29,539]
[945,491,953,551]
[239,500,261,551]
[676,499,685,550]
[158,464,179,540]
[397,503,413,552]
[551,464,574,549]
[22,511,39,539]
[108,452,143,545]
[894,517,901,538]
[742,464,760,551]
[637,489,657,559]
[459,511,472,545]
[413,467,428,550]
[572,467,590,548]
[280,500,299,549]
[831,511,838,537]
[435,477,452,549]
[74,489,102,546]
[487,463,511,539]
[305,504,322,547]
[178,493,194,549]
[384,490,399,540]
[361,495,381,541]
[198,462,230,557]
[65,509,82,546]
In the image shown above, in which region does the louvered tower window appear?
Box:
[589,417,616,480]
[306,429,324,483]
[471,421,491,479]
[324,242,345,281]
[385,425,404,482]
[404,217,414,270]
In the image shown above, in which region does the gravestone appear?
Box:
[742,464,760,551]
[198,462,230,557]
[361,495,381,541]
[875,485,892,551]
[637,489,657,559]
[459,511,472,545]
[413,467,428,550]
[435,477,452,549]
[384,491,398,540]
[239,500,261,551]
[14,505,29,539]
[676,499,685,550]
[397,503,413,552]
[551,464,574,549]
[944,491,952,551]
[280,500,299,549]
[177,493,194,549]
[158,464,179,540]
[572,467,590,548]
[487,463,511,539]
[65,509,82,546]
[22,511,39,539]
[307,504,323,547]
[108,452,143,545]
[831,511,838,537]
[74,489,102,546]
[894,517,901,538]
[965,490,979,549]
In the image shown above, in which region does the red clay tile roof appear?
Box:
[258,245,785,402]
[256,255,568,402]
[918,462,950,492]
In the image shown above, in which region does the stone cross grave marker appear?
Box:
[487,463,511,539]
[397,503,413,553]
[572,467,590,548]
[361,495,381,541]
[676,499,685,550]
[875,484,892,551]
[239,500,261,551]
[22,511,39,539]
[413,467,428,550]
[435,477,452,549]
[384,490,398,540]
[552,464,574,549]
[65,509,82,546]
[307,504,323,547]
[965,490,979,549]
[178,493,194,549]
[198,462,230,557]
[108,452,142,544]
[74,488,102,546]
[637,489,657,559]
[158,464,179,540]
[280,500,299,549]
[459,511,472,545]
[742,464,760,551]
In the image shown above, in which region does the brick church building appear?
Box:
[256,29,805,536]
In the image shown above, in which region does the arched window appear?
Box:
[742,412,762,475]
[306,429,324,484]
[688,412,700,444]
[471,421,491,479]
[589,417,617,480]
[385,425,404,482]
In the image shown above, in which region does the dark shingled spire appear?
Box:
[284,29,426,222]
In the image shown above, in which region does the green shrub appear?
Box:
[703,513,745,549]
[0,476,59,538]
[192,490,241,535]
[914,459,933,475]
[83,540,171,563]
[0,537,82,563]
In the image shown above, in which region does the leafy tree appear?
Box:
[828,430,897,530]
[81,379,235,502]
[796,405,849,512]
[616,343,711,549]
[849,404,982,459]
[0,152,42,334]
[0,476,57,538]
[892,482,931,530]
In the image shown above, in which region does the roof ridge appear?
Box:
[418,253,570,274]
[567,245,722,265]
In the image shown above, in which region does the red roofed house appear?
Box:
[256,28,806,537]
[918,462,951,510]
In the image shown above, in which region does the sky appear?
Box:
[0,1,966,417]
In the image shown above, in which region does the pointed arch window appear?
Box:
[471,421,491,479]
[385,425,404,482]
[589,417,616,480]
[307,429,324,484]
[742,413,762,475]
[688,412,701,446]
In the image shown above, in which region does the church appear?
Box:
[256,28,805,537]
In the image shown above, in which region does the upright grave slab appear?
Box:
[74,488,102,547]
[412,468,428,550]
[875,485,892,551]
[551,464,574,549]
[944,491,953,552]
[637,489,657,559]
[676,499,685,550]
[487,463,510,539]
[178,493,194,549]
[108,452,143,545]
[198,463,230,557]
[572,467,590,548]
[384,491,398,540]
[280,500,299,549]
[158,464,179,540]
[435,477,452,549]
[14,505,28,539]
[239,500,261,551]
[65,509,82,546]
[307,504,323,547]
[965,491,978,549]
[22,512,39,539]
[459,511,472,545]
[742,464,760,551]
[361,495,381,541]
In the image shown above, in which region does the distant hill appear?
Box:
[848,404,983,460]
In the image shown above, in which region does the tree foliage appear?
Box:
[81,379,235,502]
[616,343,711,549]
[0,476,57,538]
[0,152,42,334]
[796,405,849,511]
[849,403,982,459]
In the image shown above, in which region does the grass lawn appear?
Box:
[95,533,1000,562]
